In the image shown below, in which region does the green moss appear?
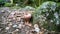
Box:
[4,3,13,7]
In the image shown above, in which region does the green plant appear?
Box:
[4,3,13,7]
[33,1,60,31]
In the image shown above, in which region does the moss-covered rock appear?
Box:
[33,1,60,32]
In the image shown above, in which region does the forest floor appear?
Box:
[0,7,59,34]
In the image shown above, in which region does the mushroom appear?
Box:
[24,12,32,22]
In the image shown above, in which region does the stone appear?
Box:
[34,24,40,33]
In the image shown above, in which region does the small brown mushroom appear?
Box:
[24,12,32,23]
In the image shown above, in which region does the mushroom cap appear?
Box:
[24,12,31,20]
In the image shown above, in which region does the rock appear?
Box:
[16,17,21,22]
[5,27,10,30]
[18,24,22,29]
[13,24,18,28]
[34,24,40,33]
